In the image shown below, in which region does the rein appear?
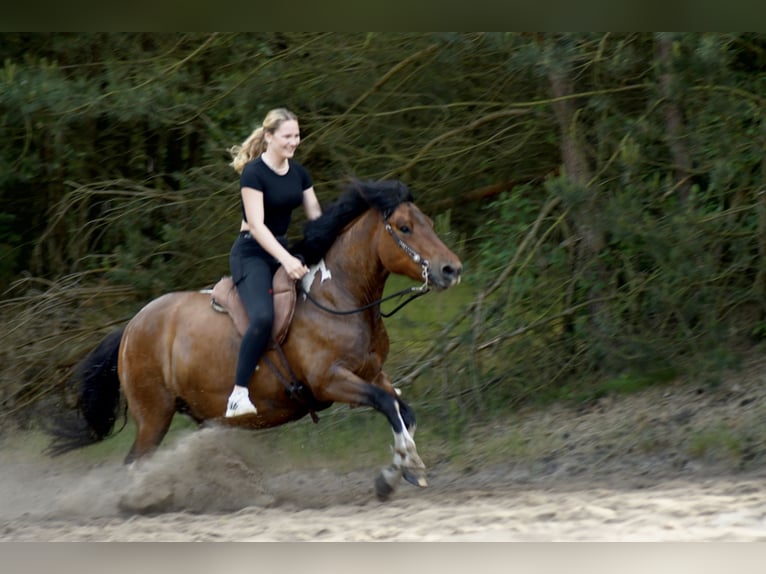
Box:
[299,217,431,318]
[300,276,429,318]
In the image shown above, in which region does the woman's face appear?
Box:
[266,119,301,159]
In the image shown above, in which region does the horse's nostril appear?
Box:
[441,264,462,280]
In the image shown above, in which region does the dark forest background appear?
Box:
[2,32,765,432]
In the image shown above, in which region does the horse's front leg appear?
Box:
[378,396,427,497]
[371,371,416,435]
[318,366,427,501]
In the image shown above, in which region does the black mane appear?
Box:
[290,179,414,265]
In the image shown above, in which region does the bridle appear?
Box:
[299,214,431,318]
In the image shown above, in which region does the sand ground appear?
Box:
[3,360,766,541]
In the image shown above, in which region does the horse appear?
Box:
[48,179,462,501]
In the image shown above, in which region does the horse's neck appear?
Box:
[324,210,388,304]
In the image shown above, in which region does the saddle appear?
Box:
[209,267,297,347]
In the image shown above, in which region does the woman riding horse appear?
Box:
[226,108,322,417]
[49,179,462,501]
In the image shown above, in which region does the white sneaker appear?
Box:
[225,386,257,417]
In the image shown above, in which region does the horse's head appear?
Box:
[378,201,462,291]
[293,179,463,291]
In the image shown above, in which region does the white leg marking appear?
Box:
[392,401,421,468]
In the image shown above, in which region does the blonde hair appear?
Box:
[229,108,299,173]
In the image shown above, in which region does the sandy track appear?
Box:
[6,477,766,541]
[2,424,766,541]
[6,357,766,542]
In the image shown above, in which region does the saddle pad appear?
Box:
[210,267,296,346]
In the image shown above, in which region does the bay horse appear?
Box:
[49,180,462,501]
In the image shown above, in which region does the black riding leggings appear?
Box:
[229,231,283,388]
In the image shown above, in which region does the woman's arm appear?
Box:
[302,186,322,220]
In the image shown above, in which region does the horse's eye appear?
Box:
[399,225,411,234]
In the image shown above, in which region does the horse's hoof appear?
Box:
[402,467,428,488]
[375,473,396,502]
[375,465,404,501]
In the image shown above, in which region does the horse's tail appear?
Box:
[46,326,126,456]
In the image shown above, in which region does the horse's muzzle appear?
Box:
[428,260,462,290]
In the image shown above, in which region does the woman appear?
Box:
[226,108,322,417]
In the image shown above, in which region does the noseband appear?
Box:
[299,214,431,317]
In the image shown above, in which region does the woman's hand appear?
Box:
[282,255,309,281]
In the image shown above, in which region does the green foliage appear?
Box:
[476,187,540,274]
[0,212,20,289]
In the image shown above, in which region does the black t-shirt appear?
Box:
[239,157,313,236]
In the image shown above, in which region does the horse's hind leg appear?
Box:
[124,406,175,465]
[122,381,176,465]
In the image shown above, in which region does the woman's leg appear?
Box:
[232,255,275,389]
[226,239,277,416]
